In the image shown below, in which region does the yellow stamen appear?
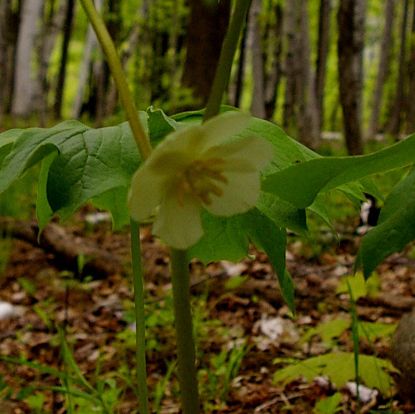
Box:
[176,158,227,206]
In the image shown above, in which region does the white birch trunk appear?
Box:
[72,0,104,118]
[11,0,44,117]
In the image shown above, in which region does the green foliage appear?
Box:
[358,322,396,342]
[200,341,249,404]
[2,107,415,308]
[25,393,45,414]
[336,273,381,300]
[301,318,350,347]
[357,168,415,277]
[1,332,123,414]
[263,134,415,209]
[313,392,342,414]
[273,352,395,395]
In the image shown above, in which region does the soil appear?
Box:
[0,212,414,413]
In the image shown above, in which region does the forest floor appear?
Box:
[0,209,415,414]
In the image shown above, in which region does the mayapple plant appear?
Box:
[129,112,273,249]
[1,0,415,413]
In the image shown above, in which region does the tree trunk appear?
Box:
[72,0,103,118]
[106,24,140,115]
[367,0,396,139]
[264,1,283,120]
[297,0,320,149]
[315,0,332,132]
[54,0,75,119]
[37,0,67,125]
[95,0,122,124]
[282,0,298,131]
[182,0,231,108]
[406,2,415,132]
[11,0,44,117]
[388,0,410,137]
[337,0,366,155]
[249,0,266,118]
[0,0,20,118]
[231,18,248,108]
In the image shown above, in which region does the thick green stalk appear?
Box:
[79,2,152,414]
[79,0,152,159]
[170,249,200,414]
[204,0,252,121]
[167,2,252,412]
[130,219,150,414]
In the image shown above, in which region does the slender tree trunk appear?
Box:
[264,1,283,120]
[54,0,75,119]
[95,0,121,123]
[282,0,298,131]
[37,0,67,125]
[249,0,266,118]
[337,0,366,155]
[0,0,19,118]
[182,0,231,108]
[388,0,410,137]
[297,0,320,149]
[367,0,396,139]
[315,0,331,132]
[11,0,44,117]
[106,24,140,115]
[406,2,415,132]
[231,17,248,108]
[72,0,103,118]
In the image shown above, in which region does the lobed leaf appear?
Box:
[273,352,395,395]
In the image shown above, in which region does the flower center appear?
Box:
[177,158,228,206]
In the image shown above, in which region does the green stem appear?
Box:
[170,249,200,414]
[79,0,152,160]
[79,3,153,413]
[130,219,150,414]
[204,0,252,121]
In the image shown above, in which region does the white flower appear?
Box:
[128,112,273,249]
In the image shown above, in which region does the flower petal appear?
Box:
[204,171,261,216]
[128,166,166,222]
[153,190,203,249]
[198,111,252,151]
[204,136,274,171]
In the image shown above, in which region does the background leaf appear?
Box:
[263,134,415,208]
[357,168,415,277]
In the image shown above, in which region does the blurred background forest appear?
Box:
[1,0,414,156]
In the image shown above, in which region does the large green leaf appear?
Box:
[0,120,143,224]
[357,169,415,277]
[188,208,293,311]
[46,122,140,219]
[263,134,415,208]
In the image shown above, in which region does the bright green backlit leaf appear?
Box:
[358,322,396,342]
[301,318,350,346]
[313,392,342,414]
[273,352,395,395]
[337,273,367,300]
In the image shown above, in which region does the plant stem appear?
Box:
[79,2,152,413]
[204,0,252,121]
[170,249,200,414]
[79,0,152,160]
[130,219,150,414]
[167,2,252,411]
